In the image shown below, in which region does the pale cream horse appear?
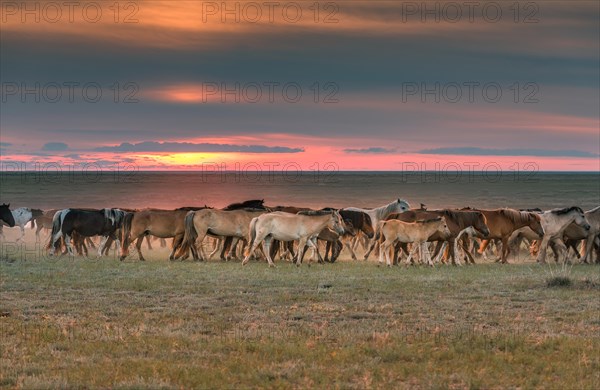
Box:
[378,217,451,267]
[242,210,345,267]
[178,208,268,261]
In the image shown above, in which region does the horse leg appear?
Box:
[97,236,109,257]
[262,236,276,267]
[420,242,434,267]
[225,237,239,261]
[364,239,378,261]
[170,234,185,261]
[64,234,75,256]
[535,236,551,264]
[135,236,146,261]
[295,238,308,266]
[405,243,418,266]
[581,237,594,264]
[242,231,267,266]
[210,237,223,260]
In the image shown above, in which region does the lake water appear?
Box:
[0,171,598,211]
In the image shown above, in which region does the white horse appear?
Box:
[562,206,600,263]
[0,207,42,241]
[345,199,411,260]
[509,207,590,263]
[242,210,345,267]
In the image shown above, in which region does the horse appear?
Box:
[242,210,345,267]
[32,209,59,242]
[48,208,127,256]
[380,209,490,265]
[198,200,269,259]
[322,209,374,262]
[532,207,591,263]
[223,199,267,211]
[378,217,451,267]
[177,208,269,261]
[345,199,411,260]
[119,207,209,261]
[563,206,600,263]
[0,207,43,241]
[470,208,544,264]
[0,204,15,228]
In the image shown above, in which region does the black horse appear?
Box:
[0,203,15,227]
[49,208,127,256]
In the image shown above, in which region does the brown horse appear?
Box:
[119,207,210,261]
[471,208,544,263]
[32,209,59,242]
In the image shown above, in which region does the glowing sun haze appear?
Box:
[1,1,598,171]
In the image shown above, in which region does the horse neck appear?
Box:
[374,202,398,220]
[424,221,442,235]
[309,214,333,233]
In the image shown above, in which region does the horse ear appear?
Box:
[397,198,401,203]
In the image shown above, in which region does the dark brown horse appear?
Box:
[48,208,127,256]
[323,209,374,262]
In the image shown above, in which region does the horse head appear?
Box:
[528,213,545,237]
[475,212,490,238]
[0,203,15,227]
[329,211,345,236]
[396,198,410,213]
[573,208,591,231]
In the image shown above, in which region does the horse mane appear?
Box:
[415,217,443,224]
[500,208,536,224]
[233,207,267,212]
[223,199,265,210]
[297,210,332,216]
[319,207,338,212]
[520,208,542,213]
[175,206,212,211]
[551,206,584,215]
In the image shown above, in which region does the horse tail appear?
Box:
[245,217,258,257]
[47,209,65,249]
[179,211,198,256]
[120,212,135,249]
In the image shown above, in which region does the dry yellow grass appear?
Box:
[0,230,599,389]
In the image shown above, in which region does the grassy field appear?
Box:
[1,235,599,389]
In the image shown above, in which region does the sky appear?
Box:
[1,0,599,171]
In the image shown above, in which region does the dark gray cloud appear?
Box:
[344,147,396,154]
[0,142,12,147]
[42,142,69,151]
[93,141,303,154]
[417,147,598,158]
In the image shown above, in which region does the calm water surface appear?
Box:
[1,171,598,211]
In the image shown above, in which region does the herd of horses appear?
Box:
[0,199,598,267]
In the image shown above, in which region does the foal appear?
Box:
[378,217,451,267]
